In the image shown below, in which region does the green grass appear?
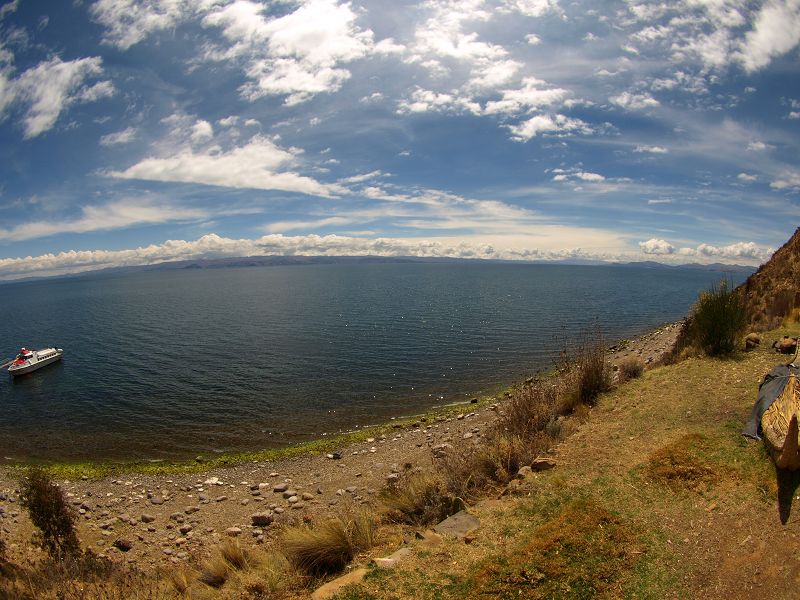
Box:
[8,391,506,480]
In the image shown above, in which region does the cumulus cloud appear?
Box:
[633,145,668,154]
[483,77,569,115]
[0,228,626,281]
[679,241,773,261]
[4,56,113,138]
[770,170,800,190]
[639,238,675,255]
[109,135,344,197]
[609,91,659,110]
[99,126,137,146]
[202,0,376,105]
[737,172,757,183]
[575,171,605,182]
[509,114,593,141]
[189,119,213,144]
[737,0,800,72]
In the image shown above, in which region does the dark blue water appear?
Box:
[0,263,745,462]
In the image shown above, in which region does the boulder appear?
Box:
[113,539,133,552]
[433,510,480,540]
[251,512,274,527]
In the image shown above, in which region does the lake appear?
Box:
[0,262,746,462]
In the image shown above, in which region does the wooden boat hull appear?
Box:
[762,373,800,469]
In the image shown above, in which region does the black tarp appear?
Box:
[743,364,800,440]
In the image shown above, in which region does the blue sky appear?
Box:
[0,0,798,280]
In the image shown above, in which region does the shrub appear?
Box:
[282,512,374,576]
[19,468,80,559]
[575,335,613,406]
[688,280,747,356]
[618,358,644,383]
[381,470,463,526]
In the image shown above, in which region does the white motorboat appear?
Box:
[7,347,63,376]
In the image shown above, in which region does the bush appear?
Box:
[282,512,374,576]
[570,333,613,406]
[19,468,80,559]
[618,358,644,383]
[688,280,746,356]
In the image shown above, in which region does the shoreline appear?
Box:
[2,320,684,477]
[0,319,684,571]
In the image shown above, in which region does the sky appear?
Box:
[0,0,798,281]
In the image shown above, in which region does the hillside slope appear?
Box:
[339,323,800,600]
[736,227,800,329]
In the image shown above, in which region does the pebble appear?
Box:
[141,514,156,523]
[273,483,288,493]
[225,527,242,537]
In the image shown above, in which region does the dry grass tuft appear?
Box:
[168,567,192,597]
[437,377,567,499]
[470,498,641,599]
[220,538,250,571]
[646,433,721,493]
[282,511,375,576]
[380,470,462,526]
[199,554,230,588]
[618,357,645,383]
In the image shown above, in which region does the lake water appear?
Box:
[0,262,746,462]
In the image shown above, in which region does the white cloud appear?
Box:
[0,0,18,20]
[397,87,481,115]
[770,170,800,190]
[0,200,205,242]
[647,199,673,204]
[609,91,659,110]
[575,171,605,182]
[736,172,757,182]
[91,0,192,50]
[8,57,112,138]
[99,126,138,146]
[0,225,632,281]
[189,119,214,144]
[509,114,593,141]
[679,241,773,261]
[737,0,800,72]
[109,135,344,197]
[483,77,569,115]
[633,145,668,154]
[503,0,560,17]
[525,33,542,45]
[203,0,375,105]
[639,238,675,254]
[746,141,769,151]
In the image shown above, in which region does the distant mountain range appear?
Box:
[69,255,759,275]
[1,254,757,285]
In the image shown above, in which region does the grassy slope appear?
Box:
[334,323,800,600]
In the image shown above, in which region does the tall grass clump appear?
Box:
[19,468,80,559]
[282,512,374,576]
[437,378,563,499]
[688,280,747,357]
[618,357,644,383]
[381,470,464,526]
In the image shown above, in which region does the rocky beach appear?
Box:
[0,322,683,571]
